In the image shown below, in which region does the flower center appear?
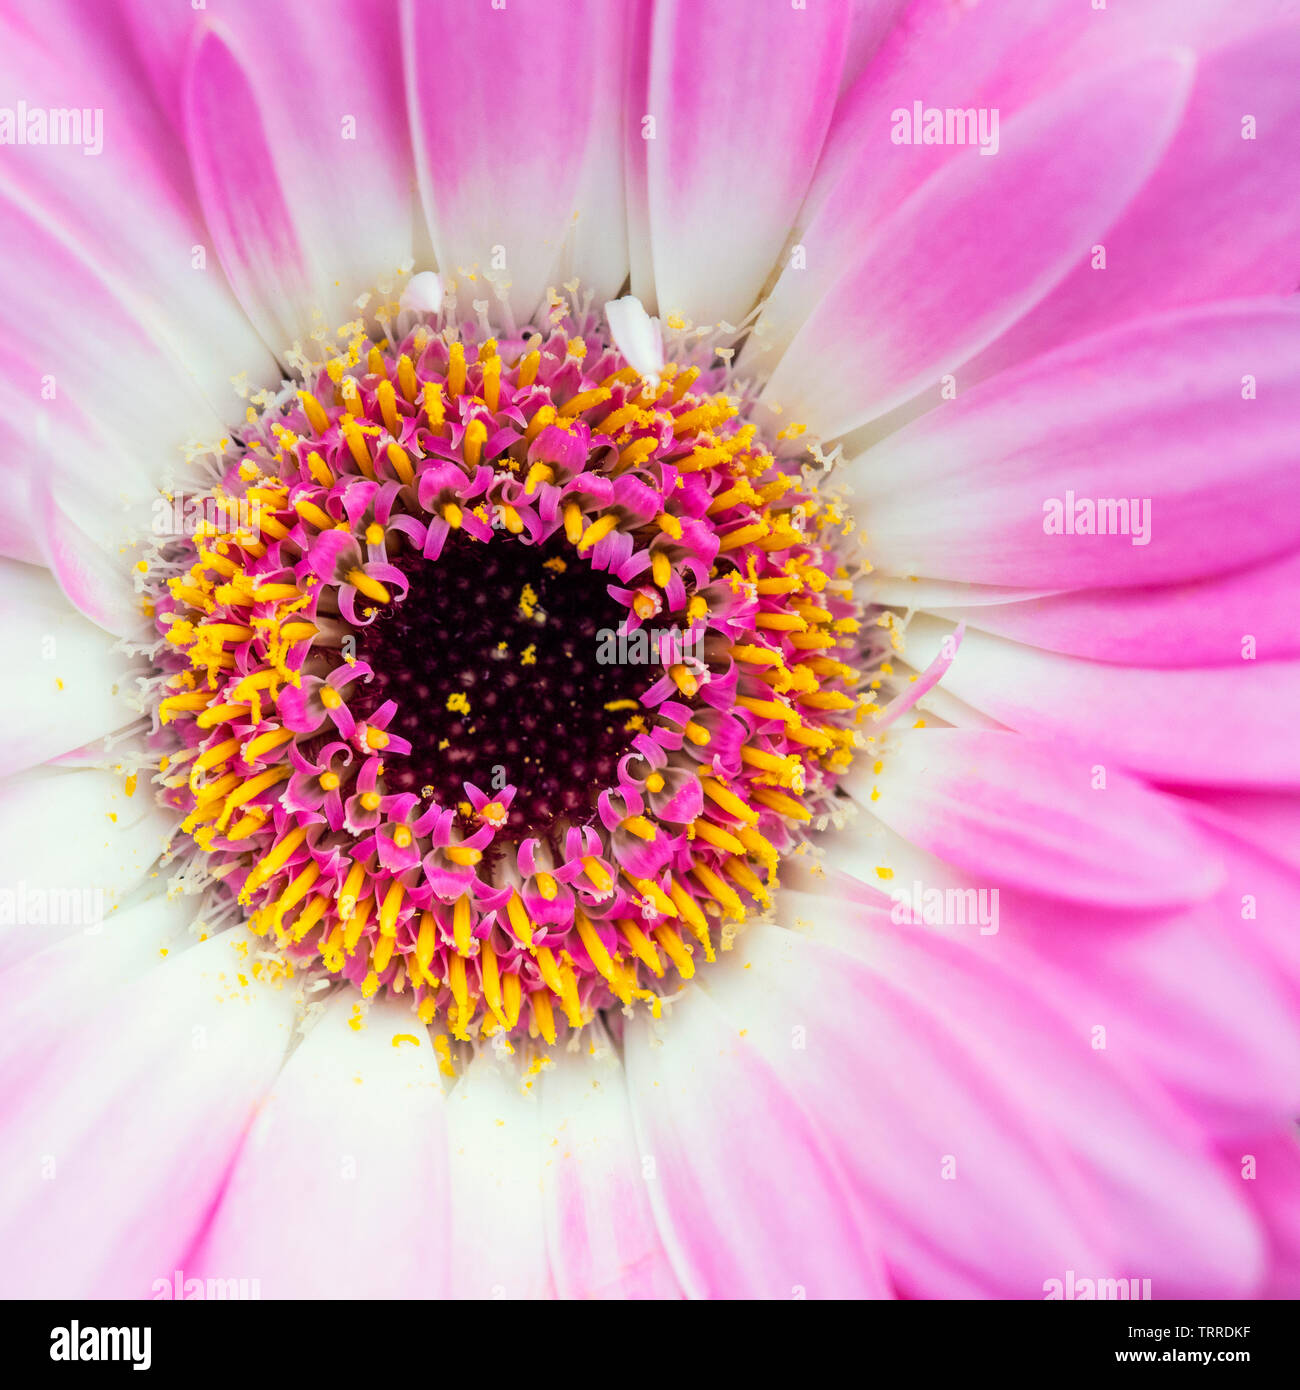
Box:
[142,284,871,1049]
[349,530,646,837]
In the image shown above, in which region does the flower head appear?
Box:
[146,294,878,1043]
[1,0,1299,1305]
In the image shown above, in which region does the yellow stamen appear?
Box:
[700,776,759,824]
[506,892,534,946]
[463,418,487,468]
[377,379,400,435]
[690,818,745,855]
[752,786,811,821]
[619,918,663,977]
[525,403,557,445]
[397,353,419,403]
[346,569,390,603]
[530,989,557,1045]
[447,342,466,397]
[517,350,541,388]
[298,391,331,435]
[379,881,406,936]
[453,894,473,954]
[559,386,611,419]
[578,514,619,552]
[386,442,415,484]
[654,924,695,979]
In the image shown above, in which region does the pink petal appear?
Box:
[404,0,634,326]
[192,995,451,1298]
[1171,798,1300,1005]
[964,23,1300,388]
[539,1031,682,1297]
[761,52,1193,436]
[183,27,315,354]
[0,196,229,494]
[853,302,1300,589]
[1228,1131,1300,1297]
[1173,786,1300,877]
[748,0,1292,376]
[768,897,1268,1296]
[0,8,276,413]
[898,615,1300,787]
[672,916,1101,1297]
[849,728,1222,908]
[0,932,296,1296]
[931,549,1300,668]
[623,977,894,1298]
[131,0,414,342]
[633,0,849,325]
[807,837,1300,1136]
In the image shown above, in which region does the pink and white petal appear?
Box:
[837,0,907,98]
[963,23,1300,388]
[0,763,173,969]
[633,0,849,326]
[0,891,199,1072]
[0,767,173,973]
[191,994,451,1298]
[760,52,1193,438]
[32,482,147,638]
[771,893,1268,1296]
[623,966,894,1299]
[860,575,1064,611]
[897,615,1300,787]
[666,917,1112,1297]
[404,0,635,327]
[0,561,141,780]
[848,728,1222,908]
[0,345,120,569]
[848,302,1300,589]
[748,0,1108,371]
[1169,797,1300,1002]
[444,1048,555,1298]
[747,0,1291,376]
[0,931,297,1297]
[1021,900,1300,1136]
[0,236,241,588]
[1173,786,1300,878]
[809,821,1300,1138]
[622,1,655,305]
[538,1027,682,1298]
[0,9,277,416]
[183,27,317,356]
[0,195,230,491]
[932,548,1300,668]
[128,0,415,347]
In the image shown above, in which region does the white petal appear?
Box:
[0,929,298,1296]
[604,295,664,385]
[538,1025,681,1297]
[193,993,451,1296]
[0,560,139,777]
[445,1047,554,1298]
[399,270,444,315]
[0,765,175,969]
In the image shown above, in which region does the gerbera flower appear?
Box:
[1,0,1298,1300]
